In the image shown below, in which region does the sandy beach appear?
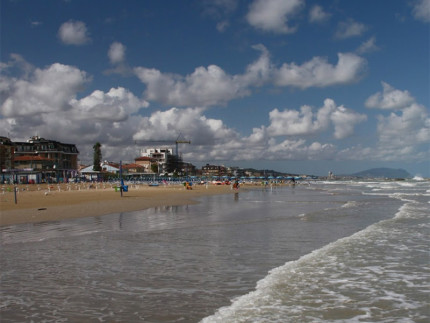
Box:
[0,182,241,227]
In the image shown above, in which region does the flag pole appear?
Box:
[120,160,123,197]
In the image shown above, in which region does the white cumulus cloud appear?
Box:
[412,0,430,23]
[133,107,237,146]
[339,84,429,162]
[108,42,126,64]
[370,83,429,157]
[105,42,132,76]
[375,103,430,160]
[267,99,367,139]
[0,57,150,162]
[58,20,91,45]
[273,53,367,88]
[365,82,415,110]
[1,63,89,117]
[356,37,380,54]
[72,87,149,122]
[246,0,304,34]
[134,47,367,107]
[377,103,429,144]
[309,5,331,23]
[331,104,367,139]
[134,64,250,107]
[266,138,336,160]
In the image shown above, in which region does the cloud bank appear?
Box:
[134,47,367,107]
[0,52,427,166]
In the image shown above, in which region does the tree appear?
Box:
[93,142,102,171]
[165,154,183,174]
[151,163,158,174]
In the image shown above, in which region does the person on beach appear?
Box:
[233,180,240,190]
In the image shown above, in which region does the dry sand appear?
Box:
[0,182,243,227]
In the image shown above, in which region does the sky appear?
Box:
[1,0,429,177]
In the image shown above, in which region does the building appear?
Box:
[2,136,79,183]
[80,161,120,181]
[181,162,197,176]
[141,147,173,160]
[14,136,79,169]
[122,163,145,175]
[13,155,55,171]
[0,136,14,171]
[202,164,227,177]
[140,147,173,174]
[226,166,246,178]
[135,156,155,173]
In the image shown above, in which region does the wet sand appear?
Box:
[0,183,242,227]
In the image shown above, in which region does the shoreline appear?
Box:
[0,183,248,227]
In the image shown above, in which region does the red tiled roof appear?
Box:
[105,163,119,168]
[135,156,153,161]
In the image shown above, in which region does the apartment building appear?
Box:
[2,136,79,183]
[14,136,79,170]
[140,147,174,174]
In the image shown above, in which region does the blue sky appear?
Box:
[1,0,429,177]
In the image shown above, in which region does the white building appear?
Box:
[140,147,173,174]
[80,161,120,180]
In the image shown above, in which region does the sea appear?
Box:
[0,179,429,322]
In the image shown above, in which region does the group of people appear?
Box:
[183,179,240,190]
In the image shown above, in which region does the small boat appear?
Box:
[148,182,159,187]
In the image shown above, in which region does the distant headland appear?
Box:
[349,168,412,179]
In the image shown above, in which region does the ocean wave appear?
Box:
[341,201,358,208]
[201,196,428,323]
